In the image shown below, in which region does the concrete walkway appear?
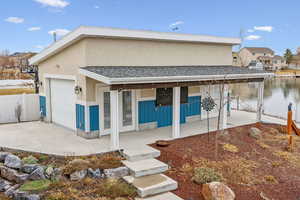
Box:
[0,110,293,156]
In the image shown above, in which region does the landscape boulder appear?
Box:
[4,184,20,198]
[51,168,62,181]
[202,182,235,200]
[13,191,40,200]
[88,168,103,179]
[45,166,54,179]
[70,169,87,181]
[249,127,262,140]
[0,152,11,162]
[0,166,29,183]
[0,178,12,192]
[4,154,22,169]
[28,167,45,180]
[21,164,40,174]
[103,167,129,178]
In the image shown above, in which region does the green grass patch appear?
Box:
[20,180,52,192]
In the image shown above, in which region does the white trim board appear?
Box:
[29,26,241,65]
[44,74,76,81]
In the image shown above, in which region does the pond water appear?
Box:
[230,78,300,122]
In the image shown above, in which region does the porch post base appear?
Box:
[76,130,100,139]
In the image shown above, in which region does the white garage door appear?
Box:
[50,79,75,130]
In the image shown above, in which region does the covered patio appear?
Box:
[0,110,288,156]
[80,65,272,150]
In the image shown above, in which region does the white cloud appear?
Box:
[94,5,100,9]
[169,21,184,27]
[253,26,273,32]
[28,27,41,31]
[247,29,254,33]
[48,28,70,36]
[245,35,261,40]
[34,0,70,8]
[34,45,44,49]
[5,17,24,24]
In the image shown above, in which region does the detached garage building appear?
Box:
[29,26,270,150]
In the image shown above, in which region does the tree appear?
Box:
[284,49,293,66]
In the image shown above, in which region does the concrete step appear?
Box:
[135,192,183,200]
[123,174,178,198]
[122,146,160,162]
[122,158,168,177]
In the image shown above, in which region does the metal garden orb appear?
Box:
[202,96,216,112]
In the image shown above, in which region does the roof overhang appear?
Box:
[29,26,241,65]
[79,68,273,86]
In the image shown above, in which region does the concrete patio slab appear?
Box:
[0,110,294,156]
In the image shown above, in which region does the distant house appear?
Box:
[272,55,287,70]
[289,48,300,69]
[238,47,285,70]
[239,47,274,67]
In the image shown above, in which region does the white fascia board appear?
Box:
[80,68,273,85]
[108,73,273,84]
[29,26,241,65]
[79,68,111,85]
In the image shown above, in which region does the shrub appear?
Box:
[95,179,136,198]
[264,175,278,183]
[20,179,52,192]
[22,155,39,164]
[38,154,50,162]
[193,157,258,184]
[192,167,222,184]
[89,154,123,170]
[223,143,239,153]
[63,159,90,175]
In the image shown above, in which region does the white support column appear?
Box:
[257,81,264,122]
[110,90,120,150]
[172,87,180,138]
[220,84,229,130]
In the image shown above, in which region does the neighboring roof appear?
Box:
[273,55,284,60]
[29,26,241,65]
[79,65,272,85]
[257,56,273,60]
[242,47,274,54]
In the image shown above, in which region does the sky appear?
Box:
[0,0,299,55]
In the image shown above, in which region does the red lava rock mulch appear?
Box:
[150,123,300,200]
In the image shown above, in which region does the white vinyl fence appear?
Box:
[0,94,40,124]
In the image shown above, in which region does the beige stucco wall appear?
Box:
[38,37,234,102]
[84,37,233,66]
[38,40,88,101]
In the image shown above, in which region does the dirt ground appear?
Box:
[151,123,300,200]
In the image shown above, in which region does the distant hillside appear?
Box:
[0,52,36,80]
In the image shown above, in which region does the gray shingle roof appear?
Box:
[81,66,268,78]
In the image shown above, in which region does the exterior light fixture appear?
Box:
[74,85,82,94]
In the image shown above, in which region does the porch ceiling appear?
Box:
[79,65,273,89]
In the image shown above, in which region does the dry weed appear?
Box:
[194,156,258,184]
[223,143,239,153]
